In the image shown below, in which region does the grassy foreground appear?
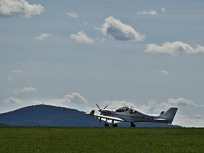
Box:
[0,127,203,153]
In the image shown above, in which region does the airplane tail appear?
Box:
[160,107,178,124]
[88,110,95,116]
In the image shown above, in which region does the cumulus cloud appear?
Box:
[0,0,44,17]
[161,8,166,13]
[4,96,22,104]
[35,33,51,40]
[174,114,204,127]
[145,41,204,55]
[11,70,26,75]
[7,70,27,81]
[138,8,166,16]
[9,70,28,80]
[139,100,159,114]
[158,70,169,76]
[64,92,89,104]
[193,114,203,120]
[70,31,94,44]
[138,9,158,16]
[100,16,145,41]
[67,11,79,18]
[13,87,37,94]
[167,98,196,107]
[45,92,89,106]
[138,98,200,114]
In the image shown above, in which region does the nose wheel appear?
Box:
[131,122,136,127]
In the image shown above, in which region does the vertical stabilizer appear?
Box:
[162,107,178,124]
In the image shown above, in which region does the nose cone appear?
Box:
[100,110,111,115]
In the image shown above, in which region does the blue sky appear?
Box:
[0,0,204,127]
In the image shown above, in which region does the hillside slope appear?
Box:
[0,104,102,126]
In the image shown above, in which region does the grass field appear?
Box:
[0,127,203,153]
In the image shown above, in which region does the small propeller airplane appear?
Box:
[88,104,178,127]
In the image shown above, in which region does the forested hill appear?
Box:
[0,104,102,126]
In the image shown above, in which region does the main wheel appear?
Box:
[113,124,118,127]
[131,122,136,127]
[104,123,109,127]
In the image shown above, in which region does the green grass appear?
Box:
[0,127,203,153]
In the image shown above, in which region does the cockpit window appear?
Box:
[130,109,137,114]
[116,107,128,112]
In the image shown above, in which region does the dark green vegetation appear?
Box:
[0,127,203,153]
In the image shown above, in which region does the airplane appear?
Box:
[88,104,178,127]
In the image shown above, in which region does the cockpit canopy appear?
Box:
[115,107,137,114]
[116,107,129,112]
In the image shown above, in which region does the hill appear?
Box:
[0,104,102,126]
[0,104,180,127]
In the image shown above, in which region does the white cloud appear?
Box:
[145,41,204,55]
[138,9,158,16]
[138,98,199,114]
[0,0,44,17]
[193,114,203,119]
[40,92,89,111]
[4,96,22,104]
[67,11,79,18]
[9,70,28,80]
[138,8,166,16]
[70,31,94,44]
[35,33,51,40]
[44,92,89,106]
[11,70,26,75]
[158,70,169,76]
[161,8,166,13]
[64,92,89,104]
[139,100,159,114]
[100,16,145,41]
[167,98,196,107]
[174,114,204,127]
[14,87,37,94]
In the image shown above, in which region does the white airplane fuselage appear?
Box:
[101,109,162,123]
[98,107,178,124]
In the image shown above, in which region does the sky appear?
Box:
[0,0,204,127]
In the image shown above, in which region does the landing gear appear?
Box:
[104,123,109,127]
[104,123,118,127]
[113,124,118,127]
[131,122,136,127]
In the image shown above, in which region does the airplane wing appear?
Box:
[153,118,168,123]
[155,118,166,121]
[87,110,125,122]
[94,114,125,122]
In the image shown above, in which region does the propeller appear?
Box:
[96,104,101,110]
[96,104,108,115]
[103,105,108,109]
